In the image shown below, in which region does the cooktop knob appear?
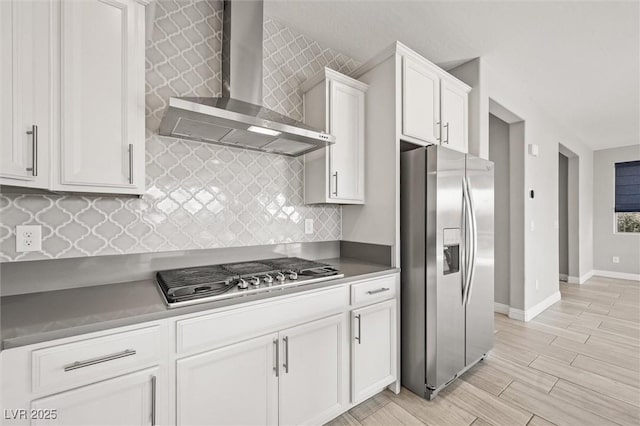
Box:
[237,279,248,289]
[249,277,260,286]
[263,274,273,285]
[287,271,298,280]
[276,272,286,282]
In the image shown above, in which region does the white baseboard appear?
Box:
[508,307,525,321]
[580,270,594,283]
[524,291,561,321]
[494,291,562,322]
[567,271,594,284]
[494,302,510,315]
[593,270,640,282]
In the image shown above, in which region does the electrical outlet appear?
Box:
[612,256,620,264]
[304,219,314,234]
[16,225,42,252]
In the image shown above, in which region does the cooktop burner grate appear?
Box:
[263,257,336,272]
[156,265,232,289]
[221,261,278,276]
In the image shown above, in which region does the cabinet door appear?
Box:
[352,299,397,403]
[0,0,50,187]
[56,0,145,194]
[402,56,440,144]
[441,80,468,153]
[31,367,159,426]
[279,314,348,425]
[176,333,278,426]
[328,79,365,203]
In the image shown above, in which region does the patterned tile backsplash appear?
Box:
[0,0,360,262]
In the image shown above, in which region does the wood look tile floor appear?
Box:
[327,276,640,426]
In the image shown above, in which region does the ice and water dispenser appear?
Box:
[443,228,460,275]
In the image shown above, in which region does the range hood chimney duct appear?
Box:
[158,0,335,157]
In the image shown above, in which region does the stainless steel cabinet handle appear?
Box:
[151,375,156,426]
[128,144,134,184]
[26,125,38,176]
[283,336,289,373]
[332,171,338,196]
[355,314,362,344]
[366,287,390,295]
[63,349,136,372]
[443,123,450,144]
[273,338,279,377]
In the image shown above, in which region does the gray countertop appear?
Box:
[1,258,398,349]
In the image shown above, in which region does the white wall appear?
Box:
[489,114,511,305]
[593,145,640,278]
[486,62,594,310]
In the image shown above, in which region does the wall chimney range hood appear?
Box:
[158,0,335,156]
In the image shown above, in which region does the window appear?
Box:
[614,160,640,233]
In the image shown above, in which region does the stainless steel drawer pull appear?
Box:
[151,375,157,426]
[355,314,362,344]
[26,125,38,176]
[366,287,390,295]
[63,349,136,372]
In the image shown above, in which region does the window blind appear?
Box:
[615,160,640,212]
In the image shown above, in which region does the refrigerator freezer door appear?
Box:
[427,145,467,390]
[465,155,495,365]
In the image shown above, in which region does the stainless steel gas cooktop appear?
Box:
[156,257,343,308]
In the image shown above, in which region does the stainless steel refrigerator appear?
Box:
[400,145,494,400]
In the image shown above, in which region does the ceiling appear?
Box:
[265,0,639,151]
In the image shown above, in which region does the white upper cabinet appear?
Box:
[1,0,148,195]
[395,47,470,153]
[401,55,440,145]
[0,0,50,188]
[54,0,146,194]
[440,78,470,154]
[302,68,368,204]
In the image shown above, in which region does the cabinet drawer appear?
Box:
[177,286,348,354]
[32,325,161,394]
[351,275,397,306]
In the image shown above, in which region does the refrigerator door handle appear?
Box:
[464,176,478,306]
[462,177,472,305]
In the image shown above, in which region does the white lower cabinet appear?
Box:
[1,274,399,426]
[176,333,279,426]
[30,367,159,426]
[279,314,348,425]
[351,299,397,404]
[176,314,348,426]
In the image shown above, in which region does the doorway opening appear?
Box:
[558,143,580,283]
[488,99,524,314]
